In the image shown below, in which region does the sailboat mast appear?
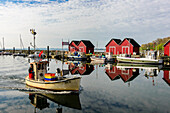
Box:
[2,37,5,51]
[20,34,24,50]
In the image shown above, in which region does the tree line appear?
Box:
[140,37,170,51]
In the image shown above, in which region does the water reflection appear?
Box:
[67,61,94,75]
[28,92,81,113]
[163,70,170,86]
[105,64,139,86]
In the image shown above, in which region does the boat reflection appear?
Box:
[28,92,81,113]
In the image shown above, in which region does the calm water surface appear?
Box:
[0,56,170,113]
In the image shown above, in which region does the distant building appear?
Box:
[105,38,121,55]
[164,40,170,56]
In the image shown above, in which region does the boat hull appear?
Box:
[117,57,163,65]
[68,56,87,61]
[25,76,81,91]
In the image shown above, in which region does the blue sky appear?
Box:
[0,0,169,48]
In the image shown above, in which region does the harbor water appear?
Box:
[0,56,170,113]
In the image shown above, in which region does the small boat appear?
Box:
[117,56,163,65]
[116,63,162,70]
[3,51,12,55]
[13,52,27,57]
[25,61,81,91]
[117,51,163,65]
[67,51,87,61]
[28,51,46,59]
[90,55,105,62]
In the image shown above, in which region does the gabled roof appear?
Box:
[79,40,95,47]
[70,40,79,46]
[119,38,140,47]
[105,38,121,47]
[164,40,170,47]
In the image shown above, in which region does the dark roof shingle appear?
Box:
[80,40,95,47]
[105,38,121,47]
[120,38,140,47]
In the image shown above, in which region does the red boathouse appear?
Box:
[69,40,95,54]
[164,40,170,56]
[105,38,121,55]
[78,40,95,54]
[69,40,79,53]
[105,38,140,55]
[119,38,140,55]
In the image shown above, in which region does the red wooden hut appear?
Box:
[78,40,95,54]
[119,38,140,55]
[164,40,170,56]
[69,40,79,53]
[105,38,121,55]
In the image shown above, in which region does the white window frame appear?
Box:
[122,46,130,54]
[79,46,84,52]
[110,66,116,73]
[109,46,116,55]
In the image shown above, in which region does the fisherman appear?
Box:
[28,64,34,79]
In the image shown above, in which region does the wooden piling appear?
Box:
[28,46,30,55]
[13,47,15,54]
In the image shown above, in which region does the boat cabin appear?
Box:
[29,61,48,81]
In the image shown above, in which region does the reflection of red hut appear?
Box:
[69,65,79,75]
[163,70,170,86]
[105,66,120,80]
[105,38,121,55]
[78,64,94,75]
[164,40,170,56]
[69,41,79,53]
[69,64,94,75]
[119,38,140,55]
[105,66,139,82]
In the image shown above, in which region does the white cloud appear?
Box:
[0,0,169,48]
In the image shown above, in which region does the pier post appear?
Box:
[47,46,49,58]
[13,47,15,54]
[28,46,30,55]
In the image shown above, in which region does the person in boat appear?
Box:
[29,64,34,79]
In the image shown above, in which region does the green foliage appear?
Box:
[141,37,170,50]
